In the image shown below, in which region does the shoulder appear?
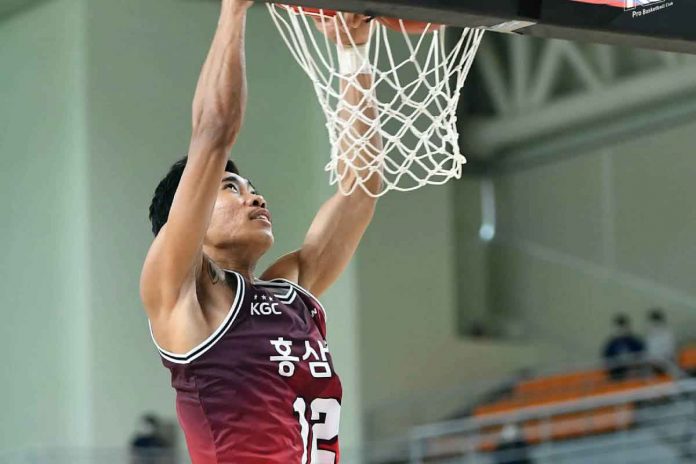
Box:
[261,251,331,298]
[260,251,300,283]
[140,229,206,317]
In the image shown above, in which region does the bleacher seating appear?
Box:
[373,348,696,463]
[474,370,672,415]
[468,365,676,452]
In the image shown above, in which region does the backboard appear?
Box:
[259,0,696,54]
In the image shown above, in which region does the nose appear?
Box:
[246,192,267,209]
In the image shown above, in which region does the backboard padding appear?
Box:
[259,0,696,54]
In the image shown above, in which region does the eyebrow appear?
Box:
[221,176,240,185]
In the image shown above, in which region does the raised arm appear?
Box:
[141,0,252,315]
[262,14,382,297]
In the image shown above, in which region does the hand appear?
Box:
[312,12,371,47]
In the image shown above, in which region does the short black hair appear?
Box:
[648,308,665,323]
[142,413,161,428]
[149,156,239,236]
[613,313,630,328]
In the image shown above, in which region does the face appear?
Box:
[204,172,274,256]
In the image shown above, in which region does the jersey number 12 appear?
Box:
[293,397,341,464]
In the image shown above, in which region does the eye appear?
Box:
[225,183,239,192]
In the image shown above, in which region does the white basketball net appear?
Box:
[267,5,485,196]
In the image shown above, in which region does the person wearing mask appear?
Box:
[645,308,676,374]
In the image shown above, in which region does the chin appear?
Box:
[216,227,274,252]
[249,230,274,251]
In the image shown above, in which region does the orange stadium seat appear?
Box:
[474,374,672,416]
[515,369,606,398]
[462,370,675,455]
[679,345,696,371]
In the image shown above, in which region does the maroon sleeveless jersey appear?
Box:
[149,270,343,464]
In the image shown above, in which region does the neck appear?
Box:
[221,261,256,281]
[204,246,259,282]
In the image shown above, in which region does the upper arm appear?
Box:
[263,192,376,298]
[140,139,229,316]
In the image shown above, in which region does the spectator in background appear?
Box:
[130,413,173,464]
[645,308,676,373]
[602,314,645,381]
[494,423,533,464]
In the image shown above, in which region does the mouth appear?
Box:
[249,208,272,225]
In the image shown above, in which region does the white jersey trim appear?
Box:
[270,278,328,322]
[254,279,295,301]
[148,271,245,364]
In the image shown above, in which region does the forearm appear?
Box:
[271,73,381,295]
[191,0,250,151]
[337,71,383,196]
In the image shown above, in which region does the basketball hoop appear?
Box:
[267,5,485,196]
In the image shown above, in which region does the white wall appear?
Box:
[356,183,541,439]
[489,122,696,359]
[0,0,88,449]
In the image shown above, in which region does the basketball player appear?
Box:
[140,1,379,463]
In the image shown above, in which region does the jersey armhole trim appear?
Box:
[148,272,245,364]
[269,278,328,322]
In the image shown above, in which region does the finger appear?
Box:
[311,15,333,32]
[338,12,360,29]
[342,12,356,27]
[344,13,361,29]
[350,13,370,28]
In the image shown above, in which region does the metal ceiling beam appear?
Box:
[487,91,696,173]
[462,62,696,156]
